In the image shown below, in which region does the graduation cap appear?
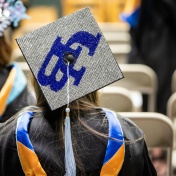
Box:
[16,7,123,111]
[16,8,123,175]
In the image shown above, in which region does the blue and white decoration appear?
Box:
[0,0,29,36]
[37,31,102,92]
[16,8,123,110]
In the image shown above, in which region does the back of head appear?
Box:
[30,75,99,115]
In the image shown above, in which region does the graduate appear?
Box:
[0,8,157,176]
[0,0,34,122]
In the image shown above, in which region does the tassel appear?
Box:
[64,58,76,176]
[64,108,76,176]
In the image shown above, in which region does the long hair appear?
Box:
[14,75,144,175]
[29,76,108,173]
[30,75,103,135]
[30,74,99,110]
[0,35,12,66]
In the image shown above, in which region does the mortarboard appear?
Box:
[16,8,123,175]
[16,7,123,111]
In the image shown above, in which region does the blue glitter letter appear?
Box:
[37,31,102,92]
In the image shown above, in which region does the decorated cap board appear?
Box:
[16,8,123,111]
[16,8,124,175]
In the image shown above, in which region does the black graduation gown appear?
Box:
[0,109,157,176]
[128,0,176,114]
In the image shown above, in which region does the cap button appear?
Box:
[64,52,75,65]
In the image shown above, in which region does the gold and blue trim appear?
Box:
[0,62,27,119]
[100,109,125,176]
[15,109,125,175]
[7,62,27,105]
[0,65,16,118]
[16,112,47,176]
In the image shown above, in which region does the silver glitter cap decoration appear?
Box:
[16,8,123,111]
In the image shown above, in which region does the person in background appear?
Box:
[0,7,156,176]
[121,0,176,114]
[0,76,157,176]
[0,0,35,122]
[150,148,168,176]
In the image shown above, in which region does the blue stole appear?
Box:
[16,109,125,175]
[100,108,125,175]
[0,62,27,119]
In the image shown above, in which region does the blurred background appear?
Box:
[9,0,176,176]
[12,0,129,51]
